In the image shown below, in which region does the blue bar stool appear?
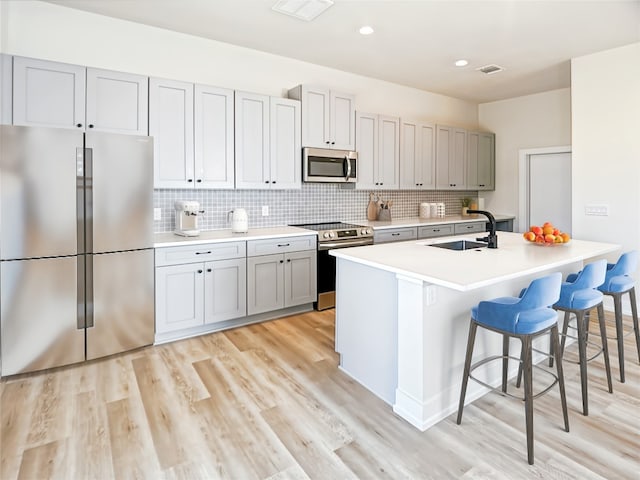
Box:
[456,272,568,465]
[598,251,640,382]
[552,259,612,416]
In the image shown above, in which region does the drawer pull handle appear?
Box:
[391,233,400,236]
[277,243,290,247]
[195,251,212,255]
[434,229,440,232]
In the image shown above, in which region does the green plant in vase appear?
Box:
[461,198,471,216]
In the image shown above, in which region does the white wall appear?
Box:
[0,1,477,128]
[478,89,572,224]
[571,43,640,255]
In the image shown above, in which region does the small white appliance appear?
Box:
[174,200,203,236]
[228,208,248,233]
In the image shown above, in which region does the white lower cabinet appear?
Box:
[155,242,246,335]
[246,236,317,315]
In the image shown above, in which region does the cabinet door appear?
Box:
[235,91,270,189]
[330,90,355,150]
[155,263,204,334]
[195,84,234,189]
[284,250,317,308]
[204,258,246,324]
[1,54,12,125]
[436,125,466,190]
[477,132,495,190]
[149,78,194,188]
[417,123,436,189]
[355,111,378,189]
[247,254,284,315]
[400,120,418,189]
[300,85,330,148]
[86,68,148,135]
[378,115,400,189]
[270,97,301,190]
[13,57,85,129]
[373,228,417,244]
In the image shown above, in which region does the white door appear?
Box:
[528,152,572,234]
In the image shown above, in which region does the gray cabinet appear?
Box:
[150,79,235,189]
[155,242,247,335]
[436,125,467,190]
[235,92,301,189]
[467,132,495,191]
[13,57,147,134]
[454,222,486,234]
[288,85,355,151]
[400,120,436,190]
[356,112,400,190]
[417,224,454,239]
[246,236,317,315]
[373,227,417,244]
[1,54,12,125]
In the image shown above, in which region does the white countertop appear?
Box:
[353,213,515,230]
[330,231,619,291]
[154,226,314,248]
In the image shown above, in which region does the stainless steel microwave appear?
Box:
[303,147,357,183]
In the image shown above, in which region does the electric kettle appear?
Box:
[228,208,248,233]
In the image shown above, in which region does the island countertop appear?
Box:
[352,213,515,230]
[330,231,619,291]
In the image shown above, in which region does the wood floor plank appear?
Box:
[24,373,73,448]
[16,440,68,480]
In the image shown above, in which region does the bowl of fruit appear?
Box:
[523,222,571,246]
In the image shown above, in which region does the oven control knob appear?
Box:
[329,232,335,238]
[323,232,330,239]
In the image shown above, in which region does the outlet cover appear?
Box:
[153,208,162,221]
[585,204,609,216]
[262,205,269,216]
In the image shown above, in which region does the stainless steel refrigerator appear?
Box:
[0,125,154,376]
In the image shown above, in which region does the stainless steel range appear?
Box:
[292,222,373,310]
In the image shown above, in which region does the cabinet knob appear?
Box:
[76,123,83,128]
[207,268,212,272]
[272,181,276,184]
[88,124,94,129]
[188,179,193,183]
[287,259,291,262]
[279,260,284,263]
[196,179,202,183]
[197,269,203,274]
[331,142,335,145]
[325,141,330,144]
[265,180,270,184]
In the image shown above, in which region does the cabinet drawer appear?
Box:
[373,227,417,244]
[418,224,454,239]
[155,241,246,266]
[247,235,316,257]
[454,222,485,234]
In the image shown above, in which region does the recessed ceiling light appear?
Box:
[359,26,374,35]
[454,59,469,67]
[272,0,334,22]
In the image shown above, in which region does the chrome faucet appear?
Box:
[468,209,498,248]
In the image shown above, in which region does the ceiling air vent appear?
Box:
[272,0,334,21]
[477,64,505,75]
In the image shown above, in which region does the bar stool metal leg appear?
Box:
[630,287,640,364]
[575,310,589,415]
[457,320,478,425]
[502,335,509,393]
[613,292,626,382]
[521,336,534,465]
[597,303,613,393]
[550,325,570,432]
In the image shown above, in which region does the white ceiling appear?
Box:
[46,0,640,103]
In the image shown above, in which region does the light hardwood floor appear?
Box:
[1,309,639,479]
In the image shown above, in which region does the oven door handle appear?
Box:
[319,238,373,250]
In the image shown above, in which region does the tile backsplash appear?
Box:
[154,185,479,232]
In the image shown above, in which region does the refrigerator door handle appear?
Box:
[85,147,94,255]
[77,254,86,329]
[76,147,85,253]
[86,254,94,328]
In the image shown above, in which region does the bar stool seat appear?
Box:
[553,259,613,416]
[457,272,568,465]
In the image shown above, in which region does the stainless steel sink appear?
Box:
[430,240,487,251]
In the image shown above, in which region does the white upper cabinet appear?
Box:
[13,57,85,129]
[194,84,235,189]
[436,125,467,190]
[1,54,12,125]
[85,68,148,135]
[149,78,195,188]
[12,57,147,134]
[356,112,399,190]
[235,92,301,189]
[288,85,355,151]
[467,131,495,191]
[400,120,436,190]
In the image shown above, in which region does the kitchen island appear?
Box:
[330,231,618,430]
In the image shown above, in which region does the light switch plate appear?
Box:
[585,204,609,216]
[153,208,162,221]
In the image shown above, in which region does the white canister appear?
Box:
[419,203,431,218]
[429,203,438,218]
[228,208,248,233]
[437,203,446,218]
